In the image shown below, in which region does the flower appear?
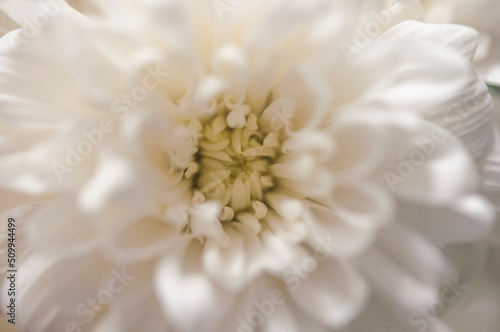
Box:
[376,2,500,330]
[0,1,495,331]
[380,4,500,332]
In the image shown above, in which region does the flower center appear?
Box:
[190,104,281,219]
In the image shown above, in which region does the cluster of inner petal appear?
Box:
[183,103,286,225]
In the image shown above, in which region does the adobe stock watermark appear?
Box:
[51,65,170,182]
[213,0,243,20]
[408,278,467,332]
[384,127,449,191]
[237,236,342,331]
[65,268,135,332]
[7,0,64,52]
[340,0,403,63]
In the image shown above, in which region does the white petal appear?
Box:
[376,223,449,286]
[78,157,164,229]
[265,210,309,244]
[0,26,103,193]
[0,123,96,194]
[259,227,310,275]
[339,36,470,112]
[382,21,479,61]
[276,168,335,199]
[104,216,177,265]
[248,276,300,332]
[351,294,453,332]
[190,201,226,240]
[331,183,394,231]
[146,0,201,56]
[443,246,500,332]
[379,121,478,205]
[203,223,264,290]
[243,0,330,61]
[212,292,255,332]
[26,198,97,256]
[214,45,248,108]
[306,204,376,258]
[273,66,331,131]
[1,252,113,332]
[399,194,495,243]
[0,189,49,217]
[155,239,234,332]
[93,289,166,332]
[355,245,451,332]
[420,77,494,161]
[1,254,65,332]
[355,247,440,311]
[270,153,316,180]
[287,260,368,329]
[0,1,69,28]
[330,114,389,178]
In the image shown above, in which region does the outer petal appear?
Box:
[306,204,376,258]
[93,293,167,332]
[24,198,97,256]
[1,252,114,332]
[77,156,166,230]
[398,194,495,243]
[420,75,494,161]
[202,223,265,291]
[381,21,494,161]
[334,35,470,113]
[351,294,453,332]
[382,21,479,61]
[286,259,368,329]
[377,120,479,205]
[155,238,235,332]
[0,23,102,194]
[240,276,301,332]
[355,225,453,332]
[443,244,500,332]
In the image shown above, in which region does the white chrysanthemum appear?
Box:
[0,1,495,332]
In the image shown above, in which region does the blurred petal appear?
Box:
[287,260,368,329]
[420,78,494,161]
[382,21,479,61]
[155,239,235,332]
[399,194,495,243]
